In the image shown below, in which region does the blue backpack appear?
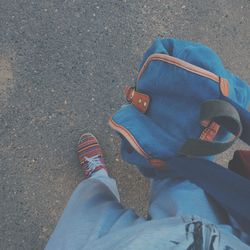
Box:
[110,39,250,234]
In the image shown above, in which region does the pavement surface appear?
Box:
[0,0,250,249]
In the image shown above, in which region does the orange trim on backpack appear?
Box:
[109,117,149,158]
[149,159,166,170]
[219,77,229,97]
[138,53,229,97]
[109,117,168,170]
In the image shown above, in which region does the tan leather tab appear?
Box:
[219,77,229,96]
[149,159,166,170]
[200,121,220,141]
[124,86,135,102]
[125,86,150,113]
[201,119,210,127]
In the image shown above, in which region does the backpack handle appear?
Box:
[180,99,242,156]
[221,95,250,145]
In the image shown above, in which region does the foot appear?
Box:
[77,133,107,178]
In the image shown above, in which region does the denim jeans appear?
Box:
[45,171,249,250]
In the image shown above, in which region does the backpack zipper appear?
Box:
[137,53,229,97]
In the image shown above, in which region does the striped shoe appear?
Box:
[77,133,107,178]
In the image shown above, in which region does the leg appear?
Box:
[45,134,144,250]
[46,175,144,250]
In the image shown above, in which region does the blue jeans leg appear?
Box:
[45,172,144,250]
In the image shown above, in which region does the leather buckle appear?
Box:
[124,86,150,113]
[124,86,135,103]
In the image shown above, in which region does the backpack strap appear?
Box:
[164,156,250,235]
[180,99,242,156]
[221,95,250,145]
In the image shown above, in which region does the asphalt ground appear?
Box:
[0,0,249,249]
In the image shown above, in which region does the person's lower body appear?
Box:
[45,133,146,250]
[45,133,233,250]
